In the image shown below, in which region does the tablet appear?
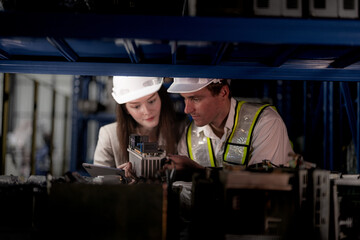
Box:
[82,163,126,178]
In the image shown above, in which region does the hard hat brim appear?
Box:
[167,81,213,93]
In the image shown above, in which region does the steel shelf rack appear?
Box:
[1,11,360,172]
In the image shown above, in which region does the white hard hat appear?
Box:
[112,76,163,104]
[167,78,222,93]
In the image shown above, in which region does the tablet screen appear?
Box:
[82,163,126,178]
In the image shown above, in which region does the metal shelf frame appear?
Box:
[1,11,360,172]
[0,12,360,78]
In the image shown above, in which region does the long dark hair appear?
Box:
[116,86,180,163]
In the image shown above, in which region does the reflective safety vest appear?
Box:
[186,101,271,167]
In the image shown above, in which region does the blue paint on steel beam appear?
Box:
[46,37,79,62]
[0,48,10,60]
[3,61,360,81]
[212,42,229,65]
[339,86,344,168]
[329,47,360,68]
[313,86,324,134]
[170,41,177,65]
[264,45,299,67]
[123,39,141,63]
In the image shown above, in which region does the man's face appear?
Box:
[180,87,225,127]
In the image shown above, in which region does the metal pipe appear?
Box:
[1,73,10,175]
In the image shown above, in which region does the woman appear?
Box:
[93,76,183,178]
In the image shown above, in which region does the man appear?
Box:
[166,78,294,175]
[165,78,294,239]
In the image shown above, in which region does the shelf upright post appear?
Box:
[339,85,343,169]
[170,41,177,65]
[62,96,69,174]
[1,73,10,175]
[30,81,39,175]
[322,81,334,170]
[357,82,360,173]
[340,82,358,171]
[70,75,91,172]
[49,88,56,175]
[329,81,334,171]
[303,81,307,161]
[70,76,81,172]
[276,80,284,116]
[285,81,292,132]
[323,82,328,169]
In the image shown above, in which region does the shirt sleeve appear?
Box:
[93,125,117,168]
[248,107,294,167]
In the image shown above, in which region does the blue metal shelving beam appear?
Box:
[212,42,229,65]
[329,47,360,68]
[3,60,360,80]
[323,82,328,169]
[303,81,307,160]
[264,45,299,67]
[170,41,177,65]
[340,82,359,163]
[46,37,79,62]
[2,13,360,46]
[303,82,324,166]
[328,82,334,170]
[0,48,10,60]
[123,39,141,64]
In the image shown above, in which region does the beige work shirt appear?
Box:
[177,98,294,167]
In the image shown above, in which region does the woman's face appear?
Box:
[125,92,162,130]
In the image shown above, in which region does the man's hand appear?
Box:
[163,154,205,181]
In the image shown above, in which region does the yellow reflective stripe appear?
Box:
[242,104,271,164]
[187,122,215,166]
[207,138,216,167]
[224,101,244,161]
[186,122,194,160]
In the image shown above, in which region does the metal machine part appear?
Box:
[128,134,166,178]
[333,175,360,240]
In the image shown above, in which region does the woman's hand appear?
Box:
[118,162,137,184]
